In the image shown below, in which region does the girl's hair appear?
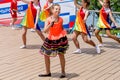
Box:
[51,4,60,9]
[50,4,60,15]
[107,0,111,8]
[83,0,90,7]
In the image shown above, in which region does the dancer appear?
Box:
[95,0,120,47]
[72,0,101,54]
[10,0,18,29]
[38,0,53,28]
[20,0,45,49]
[30,0,53,32]
[39,4,69,78]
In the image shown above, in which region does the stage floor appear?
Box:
[0,27,120,80]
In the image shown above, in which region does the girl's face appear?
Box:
[52,6,61,16]
[103,0,109,8]
[48,0,53,3]
[81,0,88,8]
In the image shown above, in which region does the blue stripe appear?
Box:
[0,4,28,14]
[60,13,70,16]
[54,0,73,4]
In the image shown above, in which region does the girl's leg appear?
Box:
[11,18,17,29]
[72,31,81,53]
[36,30,45,41]
[39,55,51,77]
[58,54,66,78]
[81,33,96,47]
[72,31,80,49]
[106,30,120,43]
[12,18,17,25]
[44,55,51,74]
[81,33,100,53]
[20,27,27,48]
[95,29,103,44]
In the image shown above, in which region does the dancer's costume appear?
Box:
[10,0,17,18]
[97,7,115,30]
[40,17,69,57]
[72,7,91,37]
[38,1,52,28]
[20,1,41,30]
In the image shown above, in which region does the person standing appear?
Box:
[39,4,69,78]
[10,0,18,29]
[20,0,45,49]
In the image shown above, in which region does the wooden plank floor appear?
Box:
[0,27,120,80]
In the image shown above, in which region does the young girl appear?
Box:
[72,0,101,54]
[39,4,68,78]
[31,0,53,32]
[95,0,120,47]
[20,0,45,49]
[10,0,18,29]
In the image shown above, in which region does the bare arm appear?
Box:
[34,9,40,28]
[98,0,103,6]
[74,0,81,9]
[109,11,119,27]
[44,18,55,33]
[21,0,30,4]
[84,11,89,23]
[44,3,53,11]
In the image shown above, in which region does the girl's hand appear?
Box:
[114,23,119,27]
[51,18,56,23]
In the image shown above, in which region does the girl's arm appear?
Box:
[98,0,103,6]
[21,0,30,4]
[109,11,119,27]
[43,18,55,33]
[34,9,41,28]
[84,11,89,23]
[44,3,53,11]
[74,0,81,9]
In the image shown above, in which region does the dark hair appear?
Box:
[84,0,90,7]
[107,0,111,8]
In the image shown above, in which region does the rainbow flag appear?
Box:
[97,8,111,29]
[20,3,34,28]
[72,10,91,37]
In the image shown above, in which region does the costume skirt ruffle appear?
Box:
[40,36,69,57]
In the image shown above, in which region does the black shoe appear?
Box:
[38,73,51,77]
[60,74,66,78]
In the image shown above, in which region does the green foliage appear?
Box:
[77,0,120,11]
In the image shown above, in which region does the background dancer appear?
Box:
[95,0,120,47]
[72,0,101,54]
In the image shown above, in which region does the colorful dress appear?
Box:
[72,7,91,37]
[40,17,69,57]
[38,2,52,28]
[10,0,17,18]
[97,7,112,30]
[20,1,41,30]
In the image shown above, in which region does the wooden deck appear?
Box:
[0,27,120,80]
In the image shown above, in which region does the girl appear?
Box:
[20,0,45,49]
[10,0,18,29]
[72,0,101,54]
[38,0,53,27]
[95,0,120,47]
[39,4,68,78]
[31,0,53,32]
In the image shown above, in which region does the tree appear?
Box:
[77,0,120,11]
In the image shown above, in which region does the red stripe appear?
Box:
[0,0,20,4]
